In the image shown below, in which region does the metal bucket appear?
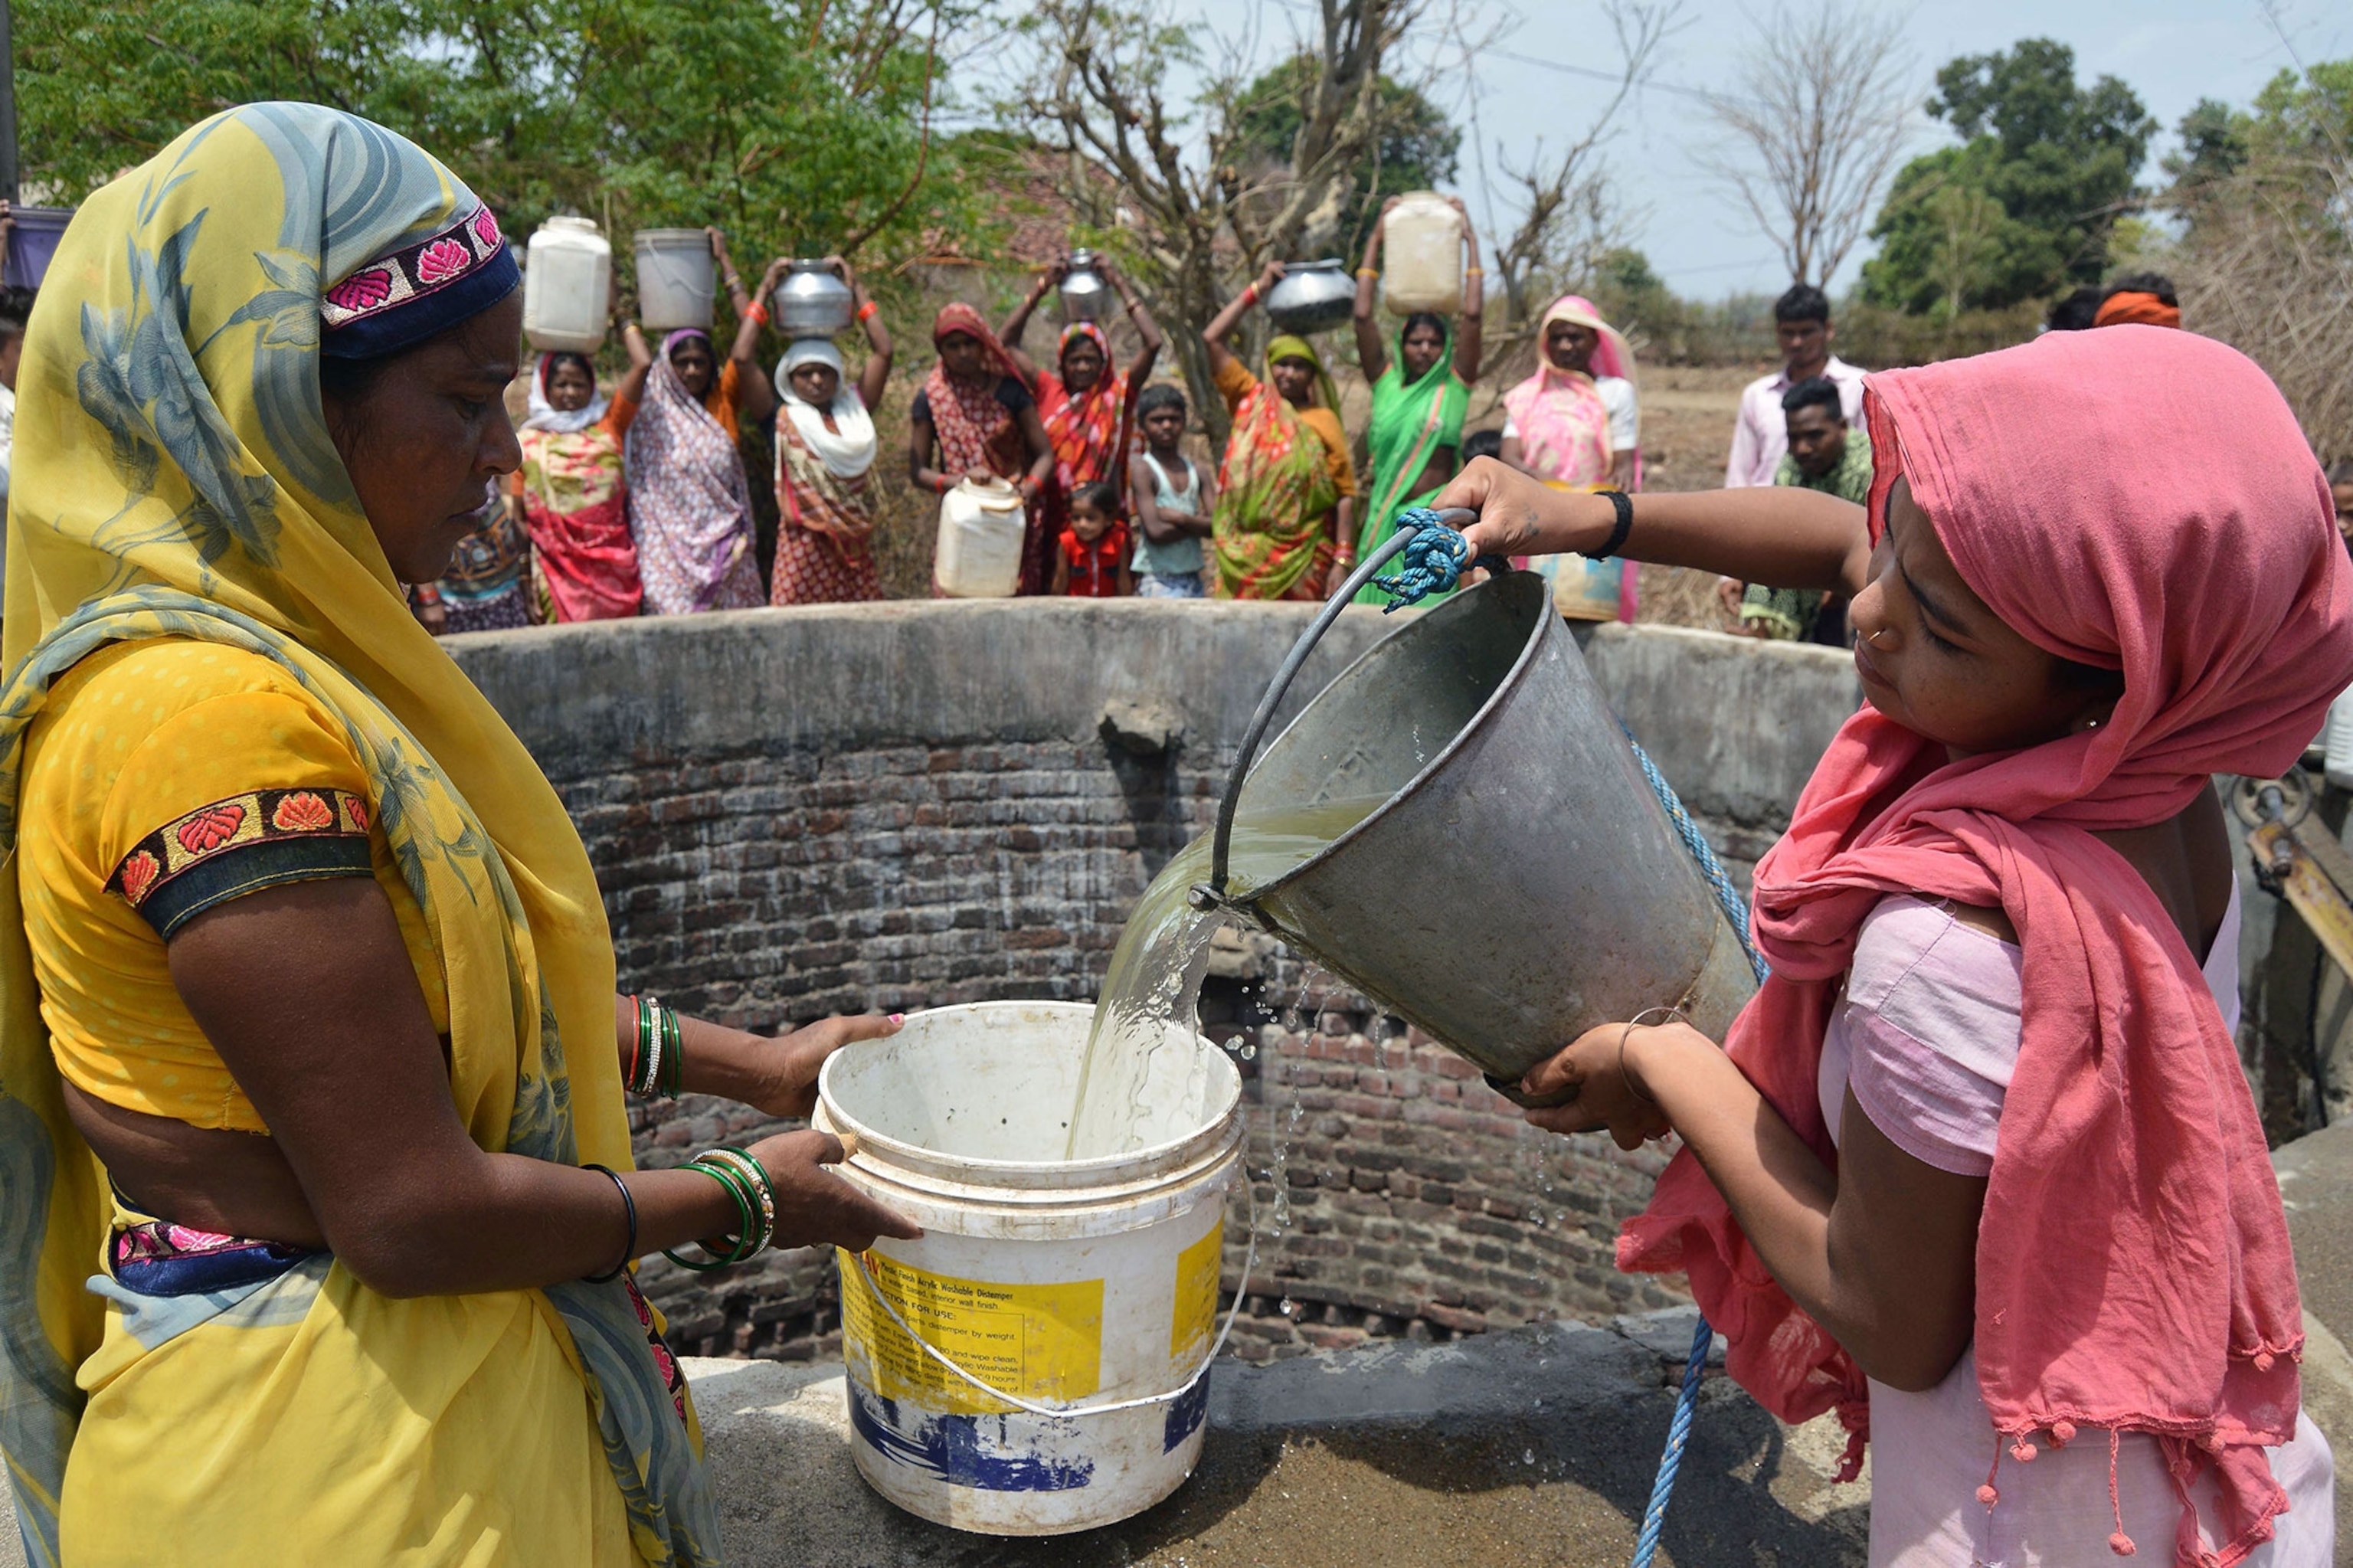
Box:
[1196,567,1756,1097]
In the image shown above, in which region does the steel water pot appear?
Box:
[773,260,855,337]
[1060,249,1111,322]
[1263,259,1354,336]
[1190,559,1759,1099]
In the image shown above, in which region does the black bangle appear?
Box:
[582,1163,637,1283]
[1593,489,1635,559]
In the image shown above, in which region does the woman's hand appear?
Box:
[735,1013,904,1120]
[966,466,995,487]
[1520,1020,1677,1150]
[1256,258,1288,295]
[825,253,853,286]
[745,1129,923,1250]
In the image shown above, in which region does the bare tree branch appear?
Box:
[1694,0,1915,288]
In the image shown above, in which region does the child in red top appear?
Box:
[1052,481,1134,597]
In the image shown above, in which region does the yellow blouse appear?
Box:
[19,639,449,1133]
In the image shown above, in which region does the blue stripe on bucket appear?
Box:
[848,1382,1098,1493]
[1162,1367,1211,1453]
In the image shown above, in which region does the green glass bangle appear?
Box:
[695,1156,767,1258]
[662,1161,758,1271]
[699,1148,777,1249]
[662,1006,685,1098]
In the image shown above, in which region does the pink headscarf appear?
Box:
[1619,326,2352,1566]
[1503,295,1634,491]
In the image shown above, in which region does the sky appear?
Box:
[1079,0,2347,300]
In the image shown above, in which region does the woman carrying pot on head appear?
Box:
[771,256,894,606]
[1442,325,2340,1566]
[908,303,1055,594]
[507,319,653,624]
[1500,294,1641,619]
[0,104,918,1566]
[1350,194,1483,607]
[625,231,788,614]
[1001,255,1164,542]
[1198,260,1358,601]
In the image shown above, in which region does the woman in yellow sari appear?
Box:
[0,103,914,1566]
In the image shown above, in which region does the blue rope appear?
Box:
[1617,735,1768,1568]
[1366,508,1511,611]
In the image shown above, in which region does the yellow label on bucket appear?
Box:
[1170,1224,1221,1360]
[839,1250,1103,1416]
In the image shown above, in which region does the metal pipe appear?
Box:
[1190,508,1480,910]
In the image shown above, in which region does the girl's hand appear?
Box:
[735,1013,904,1120]
[1435,458,1610,562]
[1520,1020,1674,1149]
[746,1129,923,1249]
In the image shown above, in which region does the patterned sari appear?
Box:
[922,303,1045,592]
[626,339,762,615]
[1355,323,1468,606]
[1211,339,1340,601]
[517,356,642,622]
[0,105,717,1566]
[1039,321,1133,501]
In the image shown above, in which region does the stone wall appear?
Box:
[448,602,1861,1360]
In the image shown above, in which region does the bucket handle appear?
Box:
[1187,508,1479,915]
[842,1177,1258,1420]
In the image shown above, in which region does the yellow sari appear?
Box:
[0,106,716,1565]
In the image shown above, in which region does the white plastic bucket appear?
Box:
[524,217,611,355]
[816,1001,1247,1536]
[633,228,715,332]
[933,478,1028,598]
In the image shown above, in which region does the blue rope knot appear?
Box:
[1366,509,1511,611]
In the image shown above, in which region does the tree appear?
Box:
[1696,0,1915,289]
[1016,0,1419,441]
[2168,60,2353,463]
[1229,57,1460,257]
[15,0,971,280]
[1860,38,2154,313]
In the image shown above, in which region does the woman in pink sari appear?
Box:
[1500,294,1640,620]
[1445,326,2341,1566]
[509,332,650,621]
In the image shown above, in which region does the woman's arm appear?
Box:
[1105,261,1161,386]
[909,411,972,493]
[1016,402,1055,497]
[614,321,654,408]
[731,257,790,426]
[1438,458,1870,594]
[998,264,1060,389]
[610,995,895,1118]
[1452,196,1483,385]
[1353,203,1392,382]
[165,879,915,1298]
[836,256,893,411]
[1203,261,1283,380]
[1523,1019,1982,1390]
[1610,450,1636,491]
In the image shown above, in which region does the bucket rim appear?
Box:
[815,1000,1242,1187]
[1236,570,1553,904]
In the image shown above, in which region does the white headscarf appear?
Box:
[520,352,610,434]
[774,339,876,478]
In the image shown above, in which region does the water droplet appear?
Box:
[1239,1043,1257,1060]
[1522,1448,1536,1465]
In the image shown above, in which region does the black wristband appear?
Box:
[1593,489,1635,559]
[582,1163,638,1284]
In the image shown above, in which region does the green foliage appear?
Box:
[15,0,975,286]
[1861,38,2154,315]
[1229,56,1460,254]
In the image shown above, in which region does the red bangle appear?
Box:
[856,300,878,322]
[1242,283,1259,306]
[745,301,770,327]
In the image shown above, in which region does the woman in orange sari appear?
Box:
[1198,262,1357,600]
[1002,257,1163,543]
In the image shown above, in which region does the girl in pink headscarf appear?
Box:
[1443,326,2345,1567]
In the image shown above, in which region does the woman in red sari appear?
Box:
[1001,257,1163,549]
[908,303,1055,592]
[507,326,653,621]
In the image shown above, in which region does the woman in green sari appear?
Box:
[1350,195,1484,604]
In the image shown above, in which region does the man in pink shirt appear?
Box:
[1723,285,1866,488]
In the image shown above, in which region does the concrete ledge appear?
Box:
[685,1307,1867,1566]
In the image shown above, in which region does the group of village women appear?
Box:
[443,191,1645,624]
